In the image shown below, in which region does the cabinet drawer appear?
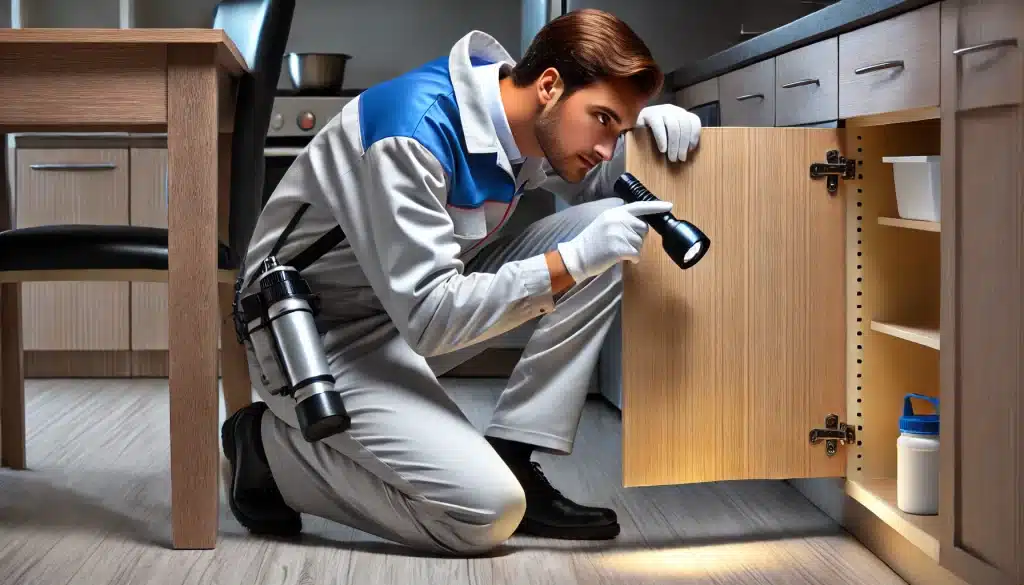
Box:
[720,59,776,127]
[839,3,940,119]
[15,148,130,351]
[676,77,719,109]
[776,37,839,126]
[946,0,1022,110]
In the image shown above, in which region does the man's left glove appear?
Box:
[636,104,702,163]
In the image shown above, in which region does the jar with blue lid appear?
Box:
[897,393,940,515]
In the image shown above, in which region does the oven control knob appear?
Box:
[297,111,316,131]
[270,112,284,131]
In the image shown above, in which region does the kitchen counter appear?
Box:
[668,0,938,91]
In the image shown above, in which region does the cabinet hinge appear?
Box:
[809,414,856,457]
[809,150,856,194]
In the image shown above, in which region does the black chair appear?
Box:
[0,0,295,544]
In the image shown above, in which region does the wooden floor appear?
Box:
[0,378,907,585]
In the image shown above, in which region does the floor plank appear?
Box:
[0,378,906,584]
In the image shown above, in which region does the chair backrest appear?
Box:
[212,0,295,267]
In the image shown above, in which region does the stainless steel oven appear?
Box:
[263,89,361,205]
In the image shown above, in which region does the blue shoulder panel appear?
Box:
[357,56,515,209]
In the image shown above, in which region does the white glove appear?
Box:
[557,200,673,283]
[636,104,702,162]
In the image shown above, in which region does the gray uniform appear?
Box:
[238,31,627,555]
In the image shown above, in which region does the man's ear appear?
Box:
[537,67,564,106]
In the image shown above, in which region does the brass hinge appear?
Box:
[809,150,856,194]
[809,414,856,457]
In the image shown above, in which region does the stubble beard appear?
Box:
[534,101,582,184]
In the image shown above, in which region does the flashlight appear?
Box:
[613,172,710,270]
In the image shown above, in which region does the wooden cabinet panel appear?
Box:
[620,127,847,487]
[15,148,130,351]
[948,0,1022,111]
[129,147,169,351]
[719,59,776,127]
[839,3,941,119]
[776,37,839,126]
[128,147,220,353]
[939,2,1024,583]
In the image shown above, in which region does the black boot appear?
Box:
[221,402,302,537]
[488,437,620,540]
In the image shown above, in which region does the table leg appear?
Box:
[0,133,25,470]
[166,48,221,550]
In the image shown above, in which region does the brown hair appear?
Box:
[511,8,663,99]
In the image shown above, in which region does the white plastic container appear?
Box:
[883,156,941,222]
[896,393,940,515]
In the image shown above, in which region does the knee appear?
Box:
[438,475,526,555]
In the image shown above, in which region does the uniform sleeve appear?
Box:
[535,136,625,206]
[325,135,555,357]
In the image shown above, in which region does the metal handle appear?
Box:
[854,60,905,75]
[781,78,820,89]
[736,93,765,101]
[953,38,1018,57]
[29,162,116,171]
[263,147,305,157]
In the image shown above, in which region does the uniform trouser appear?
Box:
[250,197,624,555]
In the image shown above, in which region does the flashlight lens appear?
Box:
[684,242,703,264]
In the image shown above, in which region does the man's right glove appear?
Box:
[556,200,673,284]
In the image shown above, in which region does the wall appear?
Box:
[130,0,522,91]
[568,0,827,74]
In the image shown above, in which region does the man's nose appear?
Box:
[594,141,615,161]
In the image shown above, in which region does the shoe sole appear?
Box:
[515,517,621,540]
[221,406,302,537]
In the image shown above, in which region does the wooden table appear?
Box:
[0,29,250,550]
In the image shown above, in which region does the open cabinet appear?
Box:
[620,79,1020,585]
[621,117,940,495]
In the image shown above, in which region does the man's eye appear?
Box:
[596,113,609,125]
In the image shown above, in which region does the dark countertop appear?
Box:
[669,0,939,90]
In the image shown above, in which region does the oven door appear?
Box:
[262,144,305,206]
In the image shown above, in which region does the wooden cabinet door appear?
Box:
[620,127,848,487]
[939,1,1023,584]
[129,147,169,351]
[15,148,130,351]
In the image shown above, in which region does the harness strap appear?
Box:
[241,202,347,290]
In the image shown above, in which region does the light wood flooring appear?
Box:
[0,378,907,585]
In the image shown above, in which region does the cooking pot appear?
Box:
[286,52,351,94]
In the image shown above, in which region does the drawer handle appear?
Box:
[29,162,116,171]
[736,93,765,101]
[953,38,1018,57]
[854,60,905,75]
[781,78,820,89]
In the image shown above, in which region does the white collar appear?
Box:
[471,62,523,164]
[446,30,514,155]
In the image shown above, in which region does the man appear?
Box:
[222,8,701,555]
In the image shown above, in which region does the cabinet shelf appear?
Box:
[870,321,940,350]
[846,478,941,561]
[877,216,940,232]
